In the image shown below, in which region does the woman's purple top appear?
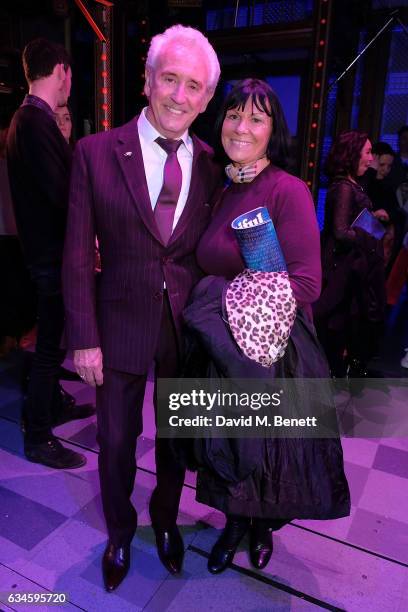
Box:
[196,165,322,312]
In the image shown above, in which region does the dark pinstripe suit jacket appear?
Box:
[62,116,221,374]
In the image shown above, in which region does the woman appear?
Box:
[54,104,73,146]
[182,79,350,574]
[362,141,403,269]
[313,131,386,377]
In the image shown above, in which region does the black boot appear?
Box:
[207,515,250,574]
[249,519,273,570]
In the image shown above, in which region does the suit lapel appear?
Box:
[169,135,205,245]
[114,117,164,244]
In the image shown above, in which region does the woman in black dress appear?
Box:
[182,80,350,575]
[313,130,386,377]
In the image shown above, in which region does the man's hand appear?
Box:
[74,347,103,387]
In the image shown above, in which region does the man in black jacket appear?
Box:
[7,38,92,469]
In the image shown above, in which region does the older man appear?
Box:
[62,25,221,590]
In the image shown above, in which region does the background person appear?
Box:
[362,141,403,269]
[6,38,92,470]
[388,125,408,191]
[55,104,74,145]
[313,131,386,377]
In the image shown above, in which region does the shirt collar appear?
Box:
[21,94,55,120]
[138,107,193,156]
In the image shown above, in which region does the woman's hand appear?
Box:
[373,208,389,222]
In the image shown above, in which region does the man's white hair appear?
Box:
[146,24,220,92]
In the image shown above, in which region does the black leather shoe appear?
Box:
[152,525,184,574]
[24,439,86,469]
[52,403,95,426]
[207,516,250,574]
[249,520,273,570]
[102,542,130,592]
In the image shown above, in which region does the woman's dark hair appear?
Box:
[372,141,395,157]
[65,103,75,146]
[325,130,369,180]
[214,78,292,170]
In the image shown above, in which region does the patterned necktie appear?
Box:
[154,137,182,245]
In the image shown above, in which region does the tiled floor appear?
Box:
[0,315,408,611]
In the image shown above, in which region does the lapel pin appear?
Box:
[124,151,133,158]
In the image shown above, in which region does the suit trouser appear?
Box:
[96,292,185,545]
